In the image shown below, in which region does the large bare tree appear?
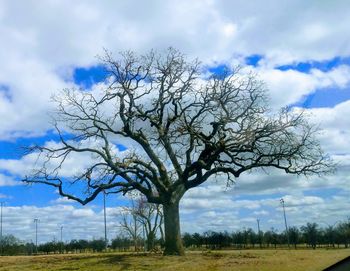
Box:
[24,48,333,255]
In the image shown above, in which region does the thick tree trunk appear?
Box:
[163,201,185,255]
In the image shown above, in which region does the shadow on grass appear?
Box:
[92,253,152,271]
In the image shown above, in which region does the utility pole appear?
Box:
[103,191,107,250]
[280,198,290,248]
[34,218,39,254]
[0,202,4,256]
[257,218,262,248]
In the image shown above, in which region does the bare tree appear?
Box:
[119,196,163,252]
[23,48,334,255]
[133,196,164,251]
[119,204,141,252]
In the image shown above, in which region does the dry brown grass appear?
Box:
[0,249,348,271]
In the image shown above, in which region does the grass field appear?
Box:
[0,249,349,271]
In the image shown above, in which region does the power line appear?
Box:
[280,198,290,248]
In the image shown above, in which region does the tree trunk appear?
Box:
[163,201,185,255]
[146,232,155,251]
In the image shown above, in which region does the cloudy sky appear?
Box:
[1,0,350,243]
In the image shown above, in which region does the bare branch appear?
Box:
[24,48,334,218]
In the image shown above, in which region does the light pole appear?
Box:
[257,218,262,248]
[103,191,107,250]
[34,218,39,254]
[0,202,4,255]
[280,198,290,248]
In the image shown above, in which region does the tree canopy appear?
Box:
[24,48,333,255]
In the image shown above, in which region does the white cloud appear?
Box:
[0,204,124,243]
[0,0,350,236]
[253,210,269,216]
[0,138,127,179]
[306,100,350,154]
[181,198,234,211]
[280,195,324,207]
[254,65,350,108]
[50,197,75,205]
[0,1,350,139]
[0,173,20,186]
[180,188,350,233]
[69,208,95,219]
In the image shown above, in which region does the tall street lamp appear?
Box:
[280,198,290,248]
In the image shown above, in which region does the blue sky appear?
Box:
[1,0,350,243]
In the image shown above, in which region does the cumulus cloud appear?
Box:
[256,65,350,108]
[180,186,350,233]
[0,173,20,186]
[306,100,350,154]
[0,0,350,139]
[0,138,127,179]
[0,0,350,235]
[50,197,75,205]
[0,204,125,243]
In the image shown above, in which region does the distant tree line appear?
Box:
[0,236,109,256]
[0,219,349,256]
[183,220,350,250]
[0,234,164,256]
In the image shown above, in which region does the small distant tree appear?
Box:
[67,239,89,253]
[120,205,141,252]
[1,235,25,255]
[90,239,106,252]
[111,235,133,251]
[242,228,257,248]
[132,196,164,251]
[24,48,334,255]
[264,228,279,249]
[247,229,258,248]
[232,230,244,248]
[182,233,193,248]
[301,223,319,249]
[120,196,164,251]
[336,220,350,248]
[288,226,300,249]
[334,225,344,248]
[322,226,335,248]
[192,232,203,248]
[39,241,55,254]
[271,229,280,249]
